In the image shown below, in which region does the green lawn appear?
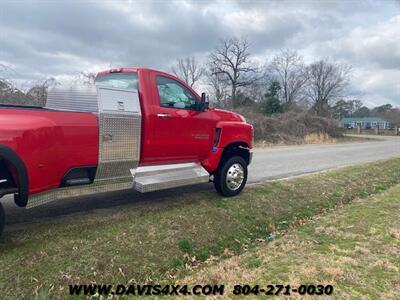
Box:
[1,158,400,299]
[182,183,400,299]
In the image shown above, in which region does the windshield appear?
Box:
[95,72,138,90]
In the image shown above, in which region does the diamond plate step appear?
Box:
[134,163,210,193]
[27,177,134,208]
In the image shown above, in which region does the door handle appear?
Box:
[157,113,172,119]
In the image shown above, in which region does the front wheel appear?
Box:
[214,156,248,197]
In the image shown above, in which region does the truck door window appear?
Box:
[156,76,197,110]
[95,73,138,90]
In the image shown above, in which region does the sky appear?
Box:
[0,0,399,107]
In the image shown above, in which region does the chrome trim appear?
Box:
[226,163,244,191]
[27,178,133,208]
[157,113,172,119]
[134,163,209,193]
[135,163,200,177]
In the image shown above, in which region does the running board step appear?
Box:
[134,163,209,193]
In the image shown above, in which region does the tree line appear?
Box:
[171,37,354,117]
[171,37,398,124]
[331,100,400,125]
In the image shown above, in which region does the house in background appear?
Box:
[340,117,390,129]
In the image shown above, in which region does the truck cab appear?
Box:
[0,67,253,237]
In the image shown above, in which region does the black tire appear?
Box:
[0,202,4,238]
[214,155,248,197]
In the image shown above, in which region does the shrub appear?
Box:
[234,108,344,143]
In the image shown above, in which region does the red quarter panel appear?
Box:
[0,109,98,194]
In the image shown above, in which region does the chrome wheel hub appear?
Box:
[226,163,244,191]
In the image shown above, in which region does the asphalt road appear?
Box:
[2,135,400,227]
[248,135,400,183]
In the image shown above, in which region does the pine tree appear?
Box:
[263,80,282,115]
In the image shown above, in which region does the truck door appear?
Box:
[146,74,214,164]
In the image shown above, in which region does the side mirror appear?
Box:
[201,92,206,102]
[200,92,209,112]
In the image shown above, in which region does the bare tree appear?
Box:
[305,60,352,116]
[209,37,259,108]
[242,72,269,104]
[26,78,60,106]
[0,80,32,105]
[73,71,96,85]
[0,64,15,78]
[207,72,229,108]
[171,56,204,88]
[381,107,400,126]
[269,49,307,109]
[0,64,61,106]
[0,64,34,105]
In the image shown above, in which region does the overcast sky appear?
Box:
[0,0,399,107]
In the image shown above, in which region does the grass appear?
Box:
[178,239,193,254]
[1,157,400,299]
[182,184,400,299]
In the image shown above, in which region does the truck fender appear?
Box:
[215,121,253,149]
[201,121,253,174]
[202,142,251,174]
[0,145,29,207]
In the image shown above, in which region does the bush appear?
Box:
[234,108,344,143]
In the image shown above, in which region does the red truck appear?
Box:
[0,68,253,236]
